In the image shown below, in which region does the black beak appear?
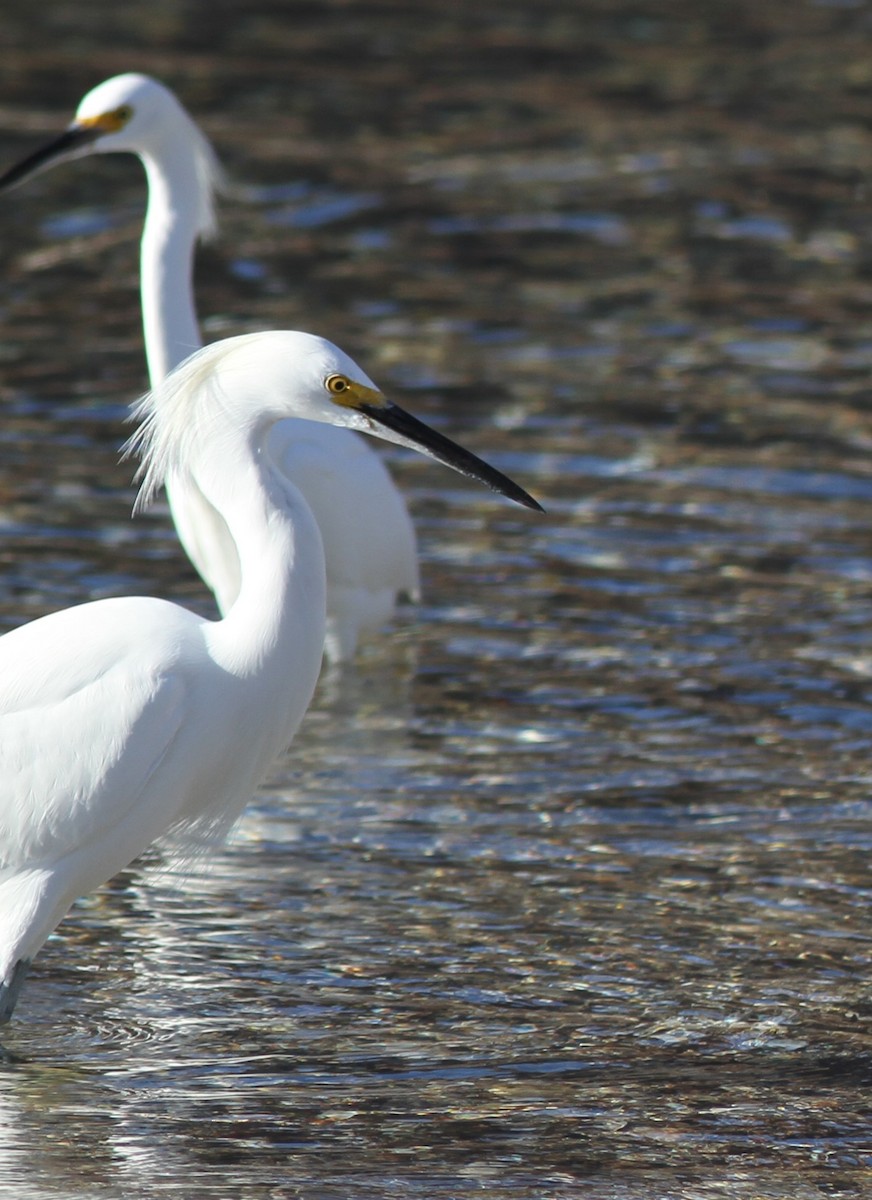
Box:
[0,124,102,194]
[362,401,543,513]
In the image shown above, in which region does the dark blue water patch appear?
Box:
[2,394,132,424]
[244,181,310,204]
[1,424,109,450]
[491,340,620,365]
[2,390,72,418]
[694,203,793,247]
[747,317,812,334]
[353,299,401,320]
[757,372,848,398]
[802,553,872,581]
[778,701,872,734]
[642,320,700,338]
[228,257,268,281]
[721,340,827,374]
[650,464,872,502]
[714,216,793,243]
[349,228,393,251]
[837,341,872,368]
[40,207,116,238]
[468,325,527,346]
[696,200,728,220]
[385,362,465,389]
[427,212,630,244]
[0,519,134,546]
[542,533,706,576]
[265,190,381,228]
[482,449,651,485]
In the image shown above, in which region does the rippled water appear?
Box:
[1,2,872,1197]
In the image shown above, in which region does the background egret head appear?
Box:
[0,73,221,235]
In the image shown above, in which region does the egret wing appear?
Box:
[0,597,190,873]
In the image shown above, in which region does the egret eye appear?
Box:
[88,105,134,134]
[326,374,350,396]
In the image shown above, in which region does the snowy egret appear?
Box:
[0,73,420,662]
[0,329,541,1024]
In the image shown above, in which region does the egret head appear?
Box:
[71,74,185,154]
[128,332,543,514]
[0,74,222,233]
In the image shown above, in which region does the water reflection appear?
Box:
[2,0,872,1196]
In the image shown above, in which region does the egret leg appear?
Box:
[0,960,30,1025]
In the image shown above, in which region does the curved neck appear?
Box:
[196,445,327,725]
[140,147,204,386]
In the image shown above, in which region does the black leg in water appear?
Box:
[0,959,30,1025]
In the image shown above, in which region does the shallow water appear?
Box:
[1,2,872,1197]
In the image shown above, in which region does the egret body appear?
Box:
[0,74,420,662]
[0,329,541,1024]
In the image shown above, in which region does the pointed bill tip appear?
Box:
[363,401,544,513]
[514,487,545,514]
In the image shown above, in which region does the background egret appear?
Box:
[0,328,540,1025]
[0,73,420,663]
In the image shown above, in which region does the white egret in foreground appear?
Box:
[0,329,541,1025]
[0,73,419,662]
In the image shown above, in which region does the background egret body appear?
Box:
[0,74,419,662]
[0,328,540,1024]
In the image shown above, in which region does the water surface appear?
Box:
[1,3,871,1197]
